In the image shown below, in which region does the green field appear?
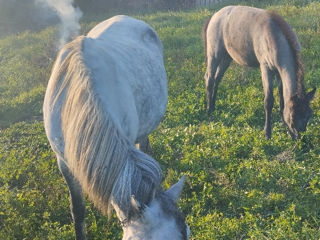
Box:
[0,0,319,239]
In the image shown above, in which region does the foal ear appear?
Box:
[165,175,186,203]
[306,88,316,102]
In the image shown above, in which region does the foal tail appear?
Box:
[202,17,211,64]
[269,11,305,94]
[50,36,162,217]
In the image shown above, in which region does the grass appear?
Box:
[0,0,319,239]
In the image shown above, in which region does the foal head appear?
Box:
[114,176,190,240]
[284,88,316,139]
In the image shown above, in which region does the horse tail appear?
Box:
[269,11,305,95]
[202,17,211,65]
[51,36,162,217]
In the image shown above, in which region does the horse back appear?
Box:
[83,16,167,142]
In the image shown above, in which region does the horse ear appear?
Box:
[165,175,186,203]
[306,88,316,102]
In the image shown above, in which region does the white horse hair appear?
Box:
[43,15,189,240]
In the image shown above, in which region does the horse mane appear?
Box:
[202,17,211,64]
[268,11,306,97]
[50,36,162,218]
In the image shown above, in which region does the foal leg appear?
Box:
[57,157,86,240]
[260,65,275,139]
[204,57,218,114]
[277,73,285,123]
[205,52,231,115]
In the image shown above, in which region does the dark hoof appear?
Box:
[264,130,271,140]
[207,111,214,122]
[207,106,214,115]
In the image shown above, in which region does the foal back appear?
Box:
[206,5,299,68]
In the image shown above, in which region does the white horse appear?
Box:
[43,15,190,240]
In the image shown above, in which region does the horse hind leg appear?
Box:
[205,53,231,116]
[57,157,86,240]
[260,65,275,139]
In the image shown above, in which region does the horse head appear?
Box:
[113,176,190,240]
[284,88,316,139]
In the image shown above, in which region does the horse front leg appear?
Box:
[261,66,274,139]
[58,157,87,240]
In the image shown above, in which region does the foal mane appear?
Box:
[268,11,306,97]
[50,36,162,218]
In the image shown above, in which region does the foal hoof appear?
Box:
[207,111,214,121]
[264,130,271,140]
[207,107,214,117]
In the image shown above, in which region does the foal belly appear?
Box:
[226,44,260,67]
